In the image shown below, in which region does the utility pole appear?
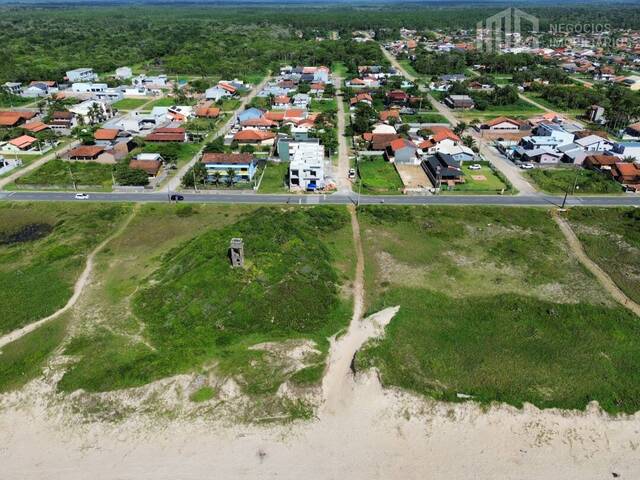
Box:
[68,164,77,191]
[560,168,581,210]
[193,167,198,193]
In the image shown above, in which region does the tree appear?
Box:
[453,122,467,136]
[212,171,222,186]
[462,135,476,149]
[114,163,149,186]
[226,167,236,186]
[203,137,225,153]
[181,162,207,188]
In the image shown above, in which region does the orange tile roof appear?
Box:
[94,128,119,141]
[129,159,161,175]
[22,121,49,133]
[68,145,105,158]
[233,129,275,142]
[9,135,37,149]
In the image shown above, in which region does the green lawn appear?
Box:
[57,206,355,403]
[442,162,509,194]
[0,202,130,335]
[220,98,241,111]
[461,99,544,118]
[242,73,266,85]
[330,62,348,77]
[568,208,640,305]
[112,98,150,110]
[311,99,337,114]
[521,92,583,116]
[15,159,114,190]
[399,60,421,79]
[258,161,289,193]
[526,168,623,194]
[0,95,33,108]
[357,206,640,414]
[356,156,404,195]
[402,113,449,124]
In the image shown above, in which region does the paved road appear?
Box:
[381,46,417,82]
[2,190,638,207]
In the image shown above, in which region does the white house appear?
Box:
[69,100,112,124]
[66,68,97,83]
[534,123,575,146]
[115,67,133,80]
[0,155,22,175]
[2,82,22,96]
[71,82,108,94]
[289,142,325,191]
[205,86,232,102]
[575,134,613,152]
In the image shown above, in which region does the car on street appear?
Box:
[348,168,356,179]
[519,163,534,170]
[468,164,482,170]
[74,193,89,200]
[170,194,184,201]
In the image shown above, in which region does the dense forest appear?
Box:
[2,4,640,83]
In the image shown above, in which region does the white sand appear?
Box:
[2,306,640,479]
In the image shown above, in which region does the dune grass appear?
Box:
[356,205,640,414]
[0,202,130,335]
[15,159,114,190]
[526,168,623,194]
[567,207,640,305]
[57,206,355,396]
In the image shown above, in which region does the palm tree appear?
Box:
[226,168,236,186]
[462,135,476,149]
[453,121,468,136]
[213,171,222,186]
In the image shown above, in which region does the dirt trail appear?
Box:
[0,205,139,349]
[321,204,399,413]
[334,75,352,193]
[554,213,640,317]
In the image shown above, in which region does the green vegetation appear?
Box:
[402,113,449,124]
[442,162,508,194]
[258,161,289,193]
[356,156,404,194]
[57,206,354,396]
[0,316,68,393]
[189,386,216,403]
[15,159,114,190]
[112,98,150,110]
[310,99,338,114]
[527,168,623,194]
[357,206,640,413]
[568,208,640,304]
[0,202,130,334]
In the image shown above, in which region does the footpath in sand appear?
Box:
[1,207,640,479]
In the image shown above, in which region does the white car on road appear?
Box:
[468,164,482,171]
[519,163,534,170]
[74,193,90,200]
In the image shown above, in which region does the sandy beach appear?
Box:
[2,306,639,480]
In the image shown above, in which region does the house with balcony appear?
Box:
[201,152,258,183]
[289,142,325,191]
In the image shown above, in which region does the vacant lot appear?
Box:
[568,208,640,304]
[356,156,404,194]
[0,202,130,335]
[527,168,623,194]
[357,206,640,413]
[112,98,150,110]
[259,161,288,193]
[443,162,509,194]
[55,206,355,417]
[15,159,114,190]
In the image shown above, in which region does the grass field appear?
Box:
[399,60,422,79]
[311,99,338,114]
[442,162,508,194]
[258,161,288,193]
[356,156,404,195]
[521,92,584,116]
[112,98,150,110]
[460,99,544,119]
[568,208,640,305]
[56,206,355,407]
[356,206,640,414]
[146,97,197,109]
[0,202,130,335]
[402,113,449,124]
[14,159,114,190]
[526,168,623,194]
[330,62,348,77]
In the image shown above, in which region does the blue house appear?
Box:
[237,108,264,124]
[201,153,258,183]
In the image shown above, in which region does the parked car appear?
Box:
[170,194,184,201]
[348,168,356,179]
[468,164,482,170]
[74,193,89,200]
[519,163,534,170]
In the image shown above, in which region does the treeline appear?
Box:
[0,9,386,83]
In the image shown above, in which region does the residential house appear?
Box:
[4,135,38,152]
[2,82,22,96]
[289,142,325,191]
[68,100,112,124]
[583,154,618,171]
[50,111,76,131]
[22,121,49,134]
[387,90,409,105]
[277,137,321,161]
[586,105,605,123]
[201,152,258,183]
[612,141,640,161]
[611,162,640,189]
[422,152,465,186]
[146,127,187,143]
[445,95,475,109]
[71,82,108,94]
[67,145,105,160]
[292,93,311,109]
[132,74,168,89]
[350,93,373,108]
[385,138,418,164]
[362,133,400,151]
[237,108,264,124]
[241,117,277,129]
[532,122,575,146]
[66,68,98,83]
[233,129,276,146]
[94,128,121,146]
[418,127,475,162]
[195,104,221,118]
[22,82,52,98]
[273,96,291,109]
[130,155,163,178]
[0,155,21,175]
[481,116,526,132]
[0,110,36,128]
[205,82,237,102]
[574,133,613,152]
[379,110,401,123]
